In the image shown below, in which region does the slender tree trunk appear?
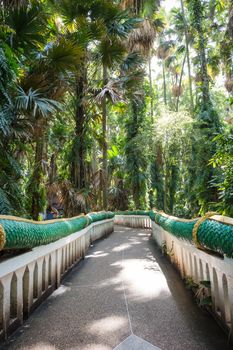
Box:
[49,153,57,185]
[31,117,46,220]
[190,0,210,109]
[134,0,141,15]
[228,4,233,39]
[169,164,178,214]
[92,140,97,176]
[162,60,167,105]
[91,140,100,209]
[72,65,87,190]
[180,0,194,113]
[164,162,169,213]
[153,141,164,211]
[176,52,186,112]
[131,101,139,208]
[148,54,153,121]
[102,64,108,210]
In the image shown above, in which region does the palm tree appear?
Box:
[19,38,83,219]
[157,39,174,105]
[0,45,26,214]
[168,7,195,112]
[179,0,194,113]
[95,37,126,209]
[94,5,140,209]
[188,0,211,111]
[165,43,186,112]
[0,2,42,214]
[185,0,222,213]
[48,0,98,192]
[121,0,164,209]
[38,43,82,219]
[126,1,163,118]
[1,0,85,219]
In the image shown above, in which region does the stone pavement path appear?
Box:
[2,227,229,350]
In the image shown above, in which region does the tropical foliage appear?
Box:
[0,0,232,219]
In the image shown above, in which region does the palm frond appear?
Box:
[121,69,145,93]
[1,0,27,8]
[96,38,126,68]
[0,187,13,214]
[5,2,48,51]
[16,87,62,117]
[143,0,160,17]
[47,180,95,216]
[0,167,24,215]
[157,39,175,59]
[0,104,14,137]
[107,10,142,39]
[48,0,81,25]
[95,79,124,104]
[41,38,84,73]
[0,45,16,104]
[121,51,144,71]
[128,18,157,55]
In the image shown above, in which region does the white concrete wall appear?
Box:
[0,219,114,340]
[114,215,152,229]
[115,215,233,335]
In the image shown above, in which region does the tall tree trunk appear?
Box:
[72,65,87,190]
[49,153,57,185]
[31,116,46,220]
[190,0,210,109]
[152,141,164,211]
[188,0,220,212]
[180,0,194,113]
[176,52,186,112]
[148,54,153,121]
[102,64,108,210]
[164,162,169,213]
[162,60,167,105]
[92,140,97,176]
[169,164,178,214]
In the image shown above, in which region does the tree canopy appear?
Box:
[0,0,232,219]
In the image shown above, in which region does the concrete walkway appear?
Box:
[2,227,229,350]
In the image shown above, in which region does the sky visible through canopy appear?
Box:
[163,0,179,12]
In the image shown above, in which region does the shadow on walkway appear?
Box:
[2,226,229,350]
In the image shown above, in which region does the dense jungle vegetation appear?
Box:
[0,0,232,219]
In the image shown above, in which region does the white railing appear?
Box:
[151,221,233,335]
[1,214,232,340]
[0,219,114,340]
[115,215,233,335]
[114,215,152,229]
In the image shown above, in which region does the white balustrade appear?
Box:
[115,215,233,335]
[0,219,114,340]
[114,215,152,229]
[1,214,232,340]
[151,221,233,334]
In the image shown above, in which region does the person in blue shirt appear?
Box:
[45,206,58,220]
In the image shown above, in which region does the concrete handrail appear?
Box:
[0,218,114,340]
[114,214,152,228]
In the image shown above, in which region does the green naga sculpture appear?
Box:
[116,210,233,258]
[0,212,114,251]
[0,210,232,259]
